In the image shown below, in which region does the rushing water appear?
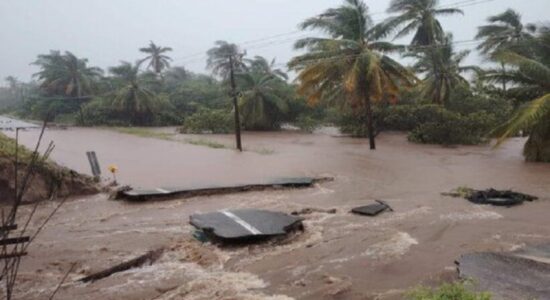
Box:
[7,127,550,299]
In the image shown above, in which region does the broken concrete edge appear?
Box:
[115,177,334,201]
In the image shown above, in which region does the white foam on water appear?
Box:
[159,271,294,300]
[362,232,418,259]
[439,209,503,221]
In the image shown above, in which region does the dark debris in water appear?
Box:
[466,188,538,207]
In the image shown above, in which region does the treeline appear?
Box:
[0,0,549,162]
[0,42,312,131]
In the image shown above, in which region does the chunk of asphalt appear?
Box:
[351,200,393,217]
[119,177,325,201]
[456,252,550,300]
[190,209,303,242]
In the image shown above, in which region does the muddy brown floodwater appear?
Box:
[5,127,550,300]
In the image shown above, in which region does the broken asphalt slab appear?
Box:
[456,250,550,300]
[351,200,393,217]
[190,209,303,242]
[118,177,332,201]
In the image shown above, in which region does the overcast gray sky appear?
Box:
[1,0,549,84]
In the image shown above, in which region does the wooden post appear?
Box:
[229,55,243,152]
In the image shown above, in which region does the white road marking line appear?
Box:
[221,211,262,235]
[156,188,171,194]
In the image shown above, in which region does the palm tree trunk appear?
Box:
[501,62,507,92]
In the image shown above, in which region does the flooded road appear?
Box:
[7,127,550,299]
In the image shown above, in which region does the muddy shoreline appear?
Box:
[6,127,550,299]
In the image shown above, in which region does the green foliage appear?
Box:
[382,104,446,131]
[407,282,491,300]
[184,138,228,149]
[238,57,292,130]
[180,108,233,134]
[168,74,225,114]
[81,97,131,126]
[294,115,320,133]
[523,117,550,162]
[0,132,33,161]
[409,111,495,145]
[113,127,174,140]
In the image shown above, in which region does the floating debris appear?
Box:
[190,209,304,243]
[466,189,538,207]
[291,207,337,216]
[351,200,393,216]
[79,248,164,283]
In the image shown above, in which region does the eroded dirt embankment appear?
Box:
[0,133,99,203]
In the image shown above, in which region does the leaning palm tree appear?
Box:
[33,51,103,97]
[108,62,158,125]
[491,28,550,162]
[33,51,103,123]
[378,0,463,46]
[476,9,536,91]
[238,58,290,130]
[139,41,173,76]
[410,34,479,104]
[289,0,417,150]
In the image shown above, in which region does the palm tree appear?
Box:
[139,41,173,76]
[378,0,463,46]
[410,34,479,104]
[247,56,288,81]
[206,41,247,80]
[33,51,103,97]
[476,9,536,91]
[238,57,290,130]
[289,0,417,150]
[33,51,103,122]
[108,62,158,125]
[491,28,550,162]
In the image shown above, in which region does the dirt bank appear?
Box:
[0,132,99,203]
[7,127,550,299]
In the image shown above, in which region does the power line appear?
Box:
[170,0,498,65]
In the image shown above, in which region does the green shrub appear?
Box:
[407,282,491,300]
[81,98,131,126]
[382,105,447,131]
[179,108,233,134]
[335,106,386,137]
[408,111,495,145]
[294,115,320,133]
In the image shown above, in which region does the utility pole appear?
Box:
[228,55,242,151]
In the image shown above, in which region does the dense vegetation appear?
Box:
[0,0,548,161]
